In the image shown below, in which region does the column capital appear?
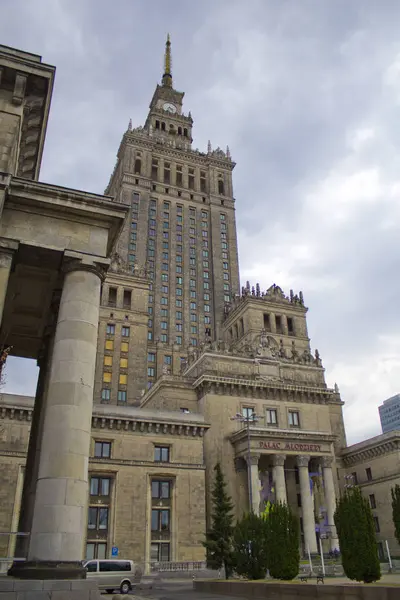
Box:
[247,453,260,466]
[321,456,334,469]
[272,454,286,467]
[63,251,110,282]
[296,455,310,468]
[0,237,19,255]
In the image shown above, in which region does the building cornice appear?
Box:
[341,438,400,466]
[192,372,338,404]
[122,134,236,170]
[90,457,205,471]
[230,426,336,445]
[0,396,209,438]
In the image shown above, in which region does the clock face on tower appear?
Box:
[163,102,177,114]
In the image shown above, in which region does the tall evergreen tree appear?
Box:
[334,486,381,583]
[391,484,400,545]
[203,463,235,578]
[264,502,300,580]
[232,512,269,580]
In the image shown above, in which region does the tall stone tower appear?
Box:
[106,36,240,388]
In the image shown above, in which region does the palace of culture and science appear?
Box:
[0,37,398,574]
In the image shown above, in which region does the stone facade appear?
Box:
[340,431,400,558]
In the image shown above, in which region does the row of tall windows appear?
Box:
[101,324,130,403]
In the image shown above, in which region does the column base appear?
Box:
[0,577,100,600]
[8,560,86,580]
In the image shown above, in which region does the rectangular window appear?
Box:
[148,367,155,377]
[121,341,129,353]
[105,340,114,351]
[154,446,170,462]
[275,315,283,334]
[122,327,130,337]
[176,288,182,296]
[287,317,294,334]
[288,411,300,427]
[176,323,183,331]
[94,441,111,458]
[190,279,196,287]
[263,313,271,331]
[151,509,170,532]
[88,507,109,530]
[190,291,196,298]
[266,409,278,425]
[118,390,127,403]
[191,338,197,346]
[161,309,168,317]
[366,467,372,481]
[90,477,110,497]
[161,297,168,305]
[176,299,182,307]
[119,373,127,385]
[369,494,376,509]
[161,285,168,293]
[103,372,112,383]
[176,336,182,345]
[152,480,171,499]
[108,288,117,307]
[164,355,172,365]
[204,304,210,312]
[150,542,170,562]
[119,358,128,369]
[160,334,167,343]
[242,406,255,420]
[101,388,110,402]
[176,265,182,273]
[123,290,131,309]
[106,323,115,335]
[374,516,380,533]
[191,326,197,334]
[148,352,156,362]
[104,356,112,367]
[163,241,169,249]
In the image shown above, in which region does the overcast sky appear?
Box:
[2,0,400,445]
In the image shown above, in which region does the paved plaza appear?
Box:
[129,574,400,600]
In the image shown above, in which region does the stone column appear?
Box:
[11,257,105,579]
[297,455,317,553]
[272,455,287,504]
[0,238,18,326]
[248,454,260,514]
[14,303,58,560]
[322,456,339,551]
[281,315,288,336]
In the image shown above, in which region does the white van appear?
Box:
[83,559,141,594]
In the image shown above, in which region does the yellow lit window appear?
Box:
[103,372,112,383]
[105,340,114,351]
[119,374,127,385]
[104,356,112,367]
[121,342,129,353]
[120,358,128,369]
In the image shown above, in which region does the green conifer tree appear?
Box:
[232,512,269,580]
[391,484,400,545]
[203,463,235,578]
[334,486,381,583]
[264,502,300,580]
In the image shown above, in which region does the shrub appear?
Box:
[265,502,300,580]
[334,486,381,583]
[232,512,269,580]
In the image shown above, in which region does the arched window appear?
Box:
[134,159,141,175]
[155,120,160,129]
[218,177,225,195]
[178,126,182,135]
[161,122,166,131]
[184,128,188,137]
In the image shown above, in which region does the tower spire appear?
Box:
[162,33,173,88]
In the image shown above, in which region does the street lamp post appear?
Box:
[231,411,261,512]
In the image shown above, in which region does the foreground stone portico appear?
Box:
[0,45,128,581]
